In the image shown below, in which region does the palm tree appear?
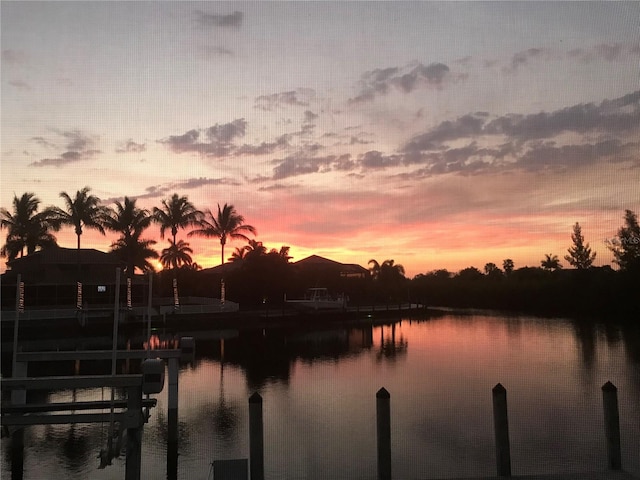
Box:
[368,259,405,281]
[160,239,193,270]
[541,254,562,271]
[189,203,256,265]
[104,197,157,275]
[50,187,107,250]
[229,246,249,263]
[153,194,203,245]
[1,192,58,259]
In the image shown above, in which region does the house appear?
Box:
[293,255,369,278]
[1,246,145,309]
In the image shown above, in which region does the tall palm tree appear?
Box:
[50,187,107,250]
[189,203,256,265]
[153,194,203,245]
[1,192,58,259]
[104,197,157,275]
[160,239,193,270]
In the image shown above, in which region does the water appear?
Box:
[2,311,639,479]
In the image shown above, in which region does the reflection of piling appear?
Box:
[492,383,511,477]
[249,392,264,480]
[376,387,392,480]
[125,385,143,480]
[167,357,179,479]
[11,361,27,480]
[602,381,621,470]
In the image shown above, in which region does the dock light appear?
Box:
[142,358,165,394]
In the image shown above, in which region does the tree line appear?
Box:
[1,190,638,315]
[0,188,257,274]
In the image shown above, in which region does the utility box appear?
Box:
[212,459,248,480]
[180,337,195,363]
[142,358,165,394]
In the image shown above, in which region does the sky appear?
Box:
[2,1,639,278]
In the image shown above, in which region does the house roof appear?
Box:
[7,246,122,267]
[294,255,369,276]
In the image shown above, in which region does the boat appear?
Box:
[285,288,347,311]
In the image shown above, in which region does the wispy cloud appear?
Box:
[254,89,316,111]
[29,130,101,167]
[194,10,243,28]
[349,62,463,104]
[159,119,290,158]
[116,139,146,154]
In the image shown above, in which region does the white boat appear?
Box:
[285,288,347,311]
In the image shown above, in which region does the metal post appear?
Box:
[249,392,264,480]
[125,385,143,480]
[492,383,511,477]
[12,274,22,376]
[376,387,392,480]
[108,268,121,456]
[602,381,622,470]
[147,271,153,358]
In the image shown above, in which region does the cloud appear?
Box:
[206,118,246,143]
[104,177,242,203]
[503,48,554,73]
[28,130,101,167]
[567,43,639,63]
[8,80,31,90]
[254,89,316,111]
[116,139,146,153]
[199,45,234,58]
[2,49,27,65]
[349,62,459,103]
[403,91,640,151]
[159,120,288,157]
[194,10,243,28]
[271,153,353,180]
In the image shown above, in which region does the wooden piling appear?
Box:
[492,383,511,477]
[602,381,622,470]
[249,392,264,480]
[11,361,27,480]
[376,387,392,480]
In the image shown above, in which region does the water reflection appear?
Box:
[2,314,640,479]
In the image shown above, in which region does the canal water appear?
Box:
[2,311,639,479]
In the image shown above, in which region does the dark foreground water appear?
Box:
[2,311,639,479]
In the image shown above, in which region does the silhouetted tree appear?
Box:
[153,193,203,245]
[49,187,107,250]
[484,262,503,278]
[189,203,256,265]
[541,254,562,271]
[502,259,514,275]
[1,192,58,259]
[607,209,640,272]
[456,266,484,280]
[160,239,193,270]
[104,197,157,274]
[564,222,596,269]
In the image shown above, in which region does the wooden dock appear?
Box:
[437,472,639,480]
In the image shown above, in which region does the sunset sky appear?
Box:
[2,2,639,277]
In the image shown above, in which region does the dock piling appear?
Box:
[249,392,264,480]
[376,387,392,480]
[492,383,511,477]
[602,381,622,470]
